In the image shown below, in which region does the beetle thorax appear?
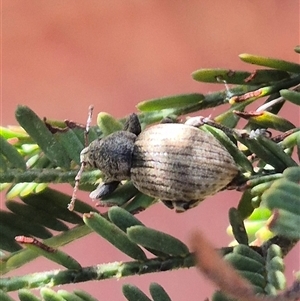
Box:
[83,131,137,182]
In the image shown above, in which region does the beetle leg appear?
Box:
[174,200,202,212]
[225,172,247,191]
[185,116,244,137]
[160,116,178,124]
[161,200,175,209]
[123,113,141,135]
[174,201,190,213]
[89,181,120,199]
[162,199,202,212]
[184,116,208,127]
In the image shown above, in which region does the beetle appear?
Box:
[74,113,239,212]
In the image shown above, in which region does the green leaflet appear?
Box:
[267,257,284,272]
[6,183,41,200]
[282,166,300,182]
[108,207,168,258]
[0,226,22,252]
[268,209,300,239]
[0,210,52,241]
[228,75,300,107]
[214,102,246,128]
[149,283,172,301]
[262,179,300,215]
[201,124,253,173]
[228,208,248,245]
[237,135,293,173]
[237,190,255,220]
[0,135,26,170]
[54,128,84,166]
[256,135,297,168]
[246,174,283,188]
[233,244,265,265]
[56,290,84,301]
[214,249,267,297]
[21,192,83,224]
[122,284,172,301]
[18,289,42,301]
[0,290,15,301]
[266,245,286,291]
[251,196,261,209]
[16,238,81,270]
[15,106,70,169]
[127,225,189,257]
[266,244,283,262]
[267,271,286,291]
[238,271,266,289]
[83,212,147,261]
[247,207,272,222]
[108,206,145,232]
[236,111,295,132]
[280,89,300,106]
[224,253,265,274]
[137,93,204,112]
[250,181,274,198]
[96,112,123,136]
[40,288,66,301]
[122,284,152,301]
[192,68,289,85]
[73,290,99,301]
[279,129,300,150]
[6,200,68,232]
[262,172,300,239]
[40,187,97,215]
[0,126,29,139]
[239,53,300,73]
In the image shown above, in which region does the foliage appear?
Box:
[1,49,300,301]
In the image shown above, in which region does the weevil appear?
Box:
[70,113,239,212]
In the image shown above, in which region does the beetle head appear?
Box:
[81,130,137,182]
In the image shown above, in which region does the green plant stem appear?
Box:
[0,254,195,292]
[136,85,266,125]
[0,169,101,184]
[0,246,243,289]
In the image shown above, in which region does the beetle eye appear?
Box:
[79,147,90,164]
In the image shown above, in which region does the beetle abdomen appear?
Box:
[131,123,238,202]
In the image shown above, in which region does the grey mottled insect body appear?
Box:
[80,114,239,212]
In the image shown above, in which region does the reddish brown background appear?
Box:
[1,1,299,300]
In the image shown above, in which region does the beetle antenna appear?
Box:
[85,105,94,145]
[68,105,94,211]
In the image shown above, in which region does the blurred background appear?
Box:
[2,1,299,300]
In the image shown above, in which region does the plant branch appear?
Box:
[0,169,101,184]
[0,254,195,292]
